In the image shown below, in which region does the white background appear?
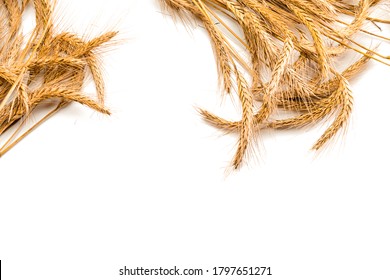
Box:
[1,1,390,280]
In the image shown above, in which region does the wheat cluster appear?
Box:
[0,0,116,156]
[161,0,390,169]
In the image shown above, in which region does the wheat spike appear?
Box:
[0,0,118,156]
[161,0,390,169]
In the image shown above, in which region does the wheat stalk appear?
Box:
[161,0,390,169]
[0,0,117,156]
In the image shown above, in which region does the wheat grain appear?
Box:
[161,0,390,170]
[0,0,118,156]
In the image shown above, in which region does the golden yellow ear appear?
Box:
[161,0,390,170]
[0,0,118,156]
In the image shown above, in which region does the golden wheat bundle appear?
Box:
[0,0,117,155]
[161,0,390,169]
